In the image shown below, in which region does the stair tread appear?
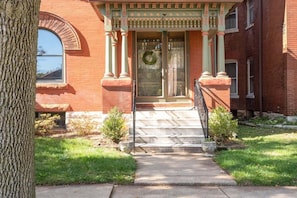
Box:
[135,143,202,147]
[131,134,204,137]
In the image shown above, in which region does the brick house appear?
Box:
[225,0,297,117]
[36,0,242,129]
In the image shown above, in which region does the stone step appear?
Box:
[132,134,204,144]
[132,119,202,127]
[129,109,204,153]
[135,110,199,120]
[131,127,204,136]
[134,143,203,153]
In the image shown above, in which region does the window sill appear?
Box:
[225,28,239,34]
[245,23,254,30]
[231,94,239,99]
[36,83,69,90]
[246,93,255,99]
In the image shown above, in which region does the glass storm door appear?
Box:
[137,32,186,101]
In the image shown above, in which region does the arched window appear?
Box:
[37,29,64,82]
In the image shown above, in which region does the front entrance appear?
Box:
[136,31,187,102]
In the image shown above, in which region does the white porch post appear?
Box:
[104,32,113,77]
[112,33,118,78]
[217,31,226,77]
[120,3,129,78]
[217,4,227,77]
[120,31,129,77]
[201,3,212,78]
[104,4,113,78]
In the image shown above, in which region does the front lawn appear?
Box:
[35,137,136,185]
[215,125,297,186]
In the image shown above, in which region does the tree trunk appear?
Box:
[0,1,40,197]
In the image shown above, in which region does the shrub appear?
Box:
[209,106,238,144]
[35,113,60,135]
[67,114,98,135]
[101,107,128,144]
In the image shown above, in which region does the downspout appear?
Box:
[259,0,263,116]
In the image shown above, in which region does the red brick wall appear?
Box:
[37,1,231,115]
[37,0,105,112]
[225,0,297,115]
[286,0,297,115]
[261,0,286,114]
[189,31,203,101]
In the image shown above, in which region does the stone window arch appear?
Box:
[39,11,81,51]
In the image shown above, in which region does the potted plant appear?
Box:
[201,138,217,157]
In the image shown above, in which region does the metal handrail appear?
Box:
[132,80,136,152]
[194,79,209,138]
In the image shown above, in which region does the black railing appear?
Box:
[194,79,209,138]
[132,80,136,152]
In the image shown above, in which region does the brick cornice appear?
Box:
[39,11,81,50]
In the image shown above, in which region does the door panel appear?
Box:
[137,33,163,97]
[167,34,185,97]
[136,32,186,101]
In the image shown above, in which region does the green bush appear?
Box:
[35,113,60,135]
[209,106,238,144]
[101,107,128,144]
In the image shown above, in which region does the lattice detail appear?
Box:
[39,12,81,50]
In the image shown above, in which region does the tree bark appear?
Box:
[0,1,40,197]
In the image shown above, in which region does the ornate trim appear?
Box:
[39,11,81,50]
[98,3,221,31]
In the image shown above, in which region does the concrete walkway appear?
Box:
[134,153,236,185]
[36,153,297,197]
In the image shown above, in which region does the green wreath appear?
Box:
[142,50,157,65]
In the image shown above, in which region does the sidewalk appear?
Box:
[36,153,297,197]
[36,184,297,198]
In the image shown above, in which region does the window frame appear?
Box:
[37,28,65,83]
[247,57,255,98]
[225,60,239,98]
[225,8,239,34]
[246,0,255,29]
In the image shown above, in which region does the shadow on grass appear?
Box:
[35,137,136,185]
[238,125,297,138]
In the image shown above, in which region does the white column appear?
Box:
[112,34,118,78]
[217,31,226,77]
[104,31,113,77]
[216,4,227,77]
[201,31,211,77]
[120,31,129,77]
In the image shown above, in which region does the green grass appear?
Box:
[215,125,297,186]
[35,137,136,185]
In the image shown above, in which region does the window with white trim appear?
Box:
[246,0,255,28]
[225,60,238,98]
[225,8,238,33]
[37,29,64,82]
[247,57,255,98]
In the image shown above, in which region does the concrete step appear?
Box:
[131,127,204,136]
[130,109,204,153]
[133,134,204,144]
[134,143,203,153]
[133,119,202,127]
[135,110,199,120]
